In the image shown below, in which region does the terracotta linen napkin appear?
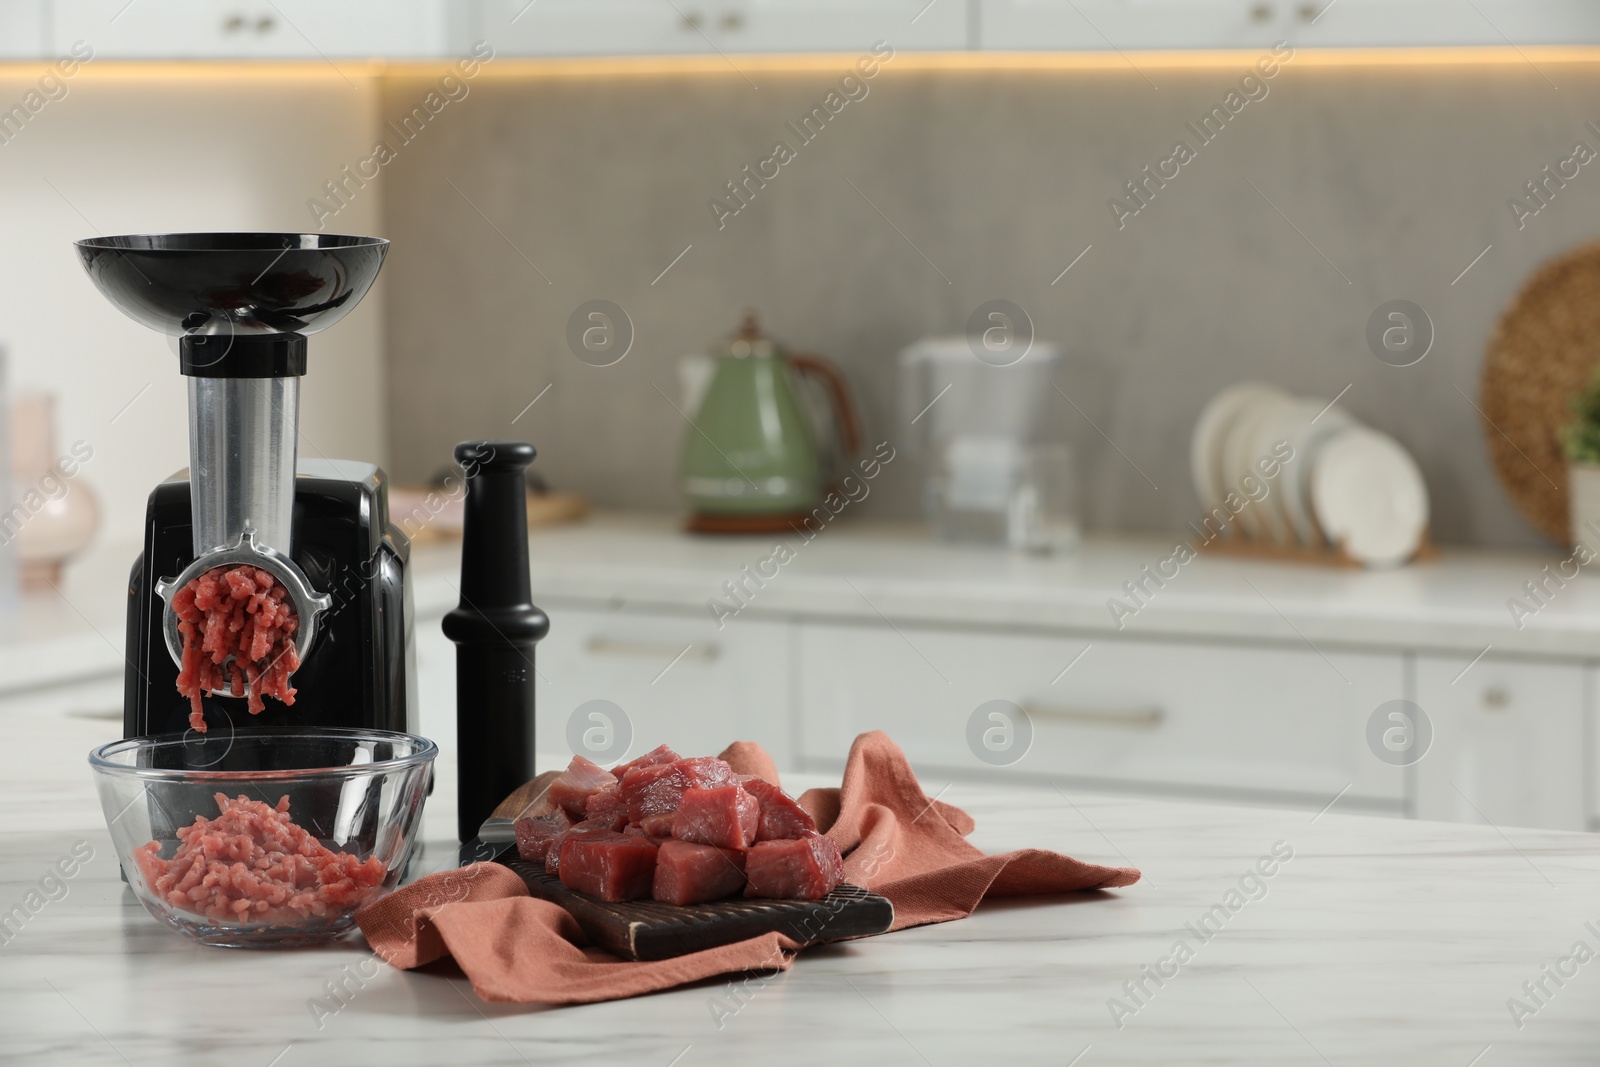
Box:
[356,731,1140,1004]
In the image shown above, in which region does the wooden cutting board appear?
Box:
[493,845,892,961]
[485,775,894,962]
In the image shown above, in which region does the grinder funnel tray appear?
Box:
[74,232,387,339]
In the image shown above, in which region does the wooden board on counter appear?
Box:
[493,845,894,962]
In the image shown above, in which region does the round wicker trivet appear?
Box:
[1480,242,1600,543]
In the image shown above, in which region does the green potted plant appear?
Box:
[1562,369,1600,551]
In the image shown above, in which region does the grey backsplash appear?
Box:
[379,58,1600,550]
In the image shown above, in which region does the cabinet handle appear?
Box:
[256,15,276,33]
[1022,704,1165,730]
[224,14,247,32]
[719,11,744,30]
[680,11,704,30]
[1249,3,1274,22]
[1483,686,1510,710]
[584,637,720,663]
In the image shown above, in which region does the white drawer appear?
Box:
[50,1,442,58]
[1414,655,1587,832]
[530,600,791,768]
[797,622,1406,809]
[474,0,963,56]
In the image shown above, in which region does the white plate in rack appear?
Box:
[1261,397,1354,546]
[1310,427,1429,567]
[1190,383,1285,525]
[1219,388,1292,541]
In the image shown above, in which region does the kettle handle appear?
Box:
[788,352,865,462]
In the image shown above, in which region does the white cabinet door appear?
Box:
[978,0,1600,50]
[797,622,1406,810]
[528,599,792,769]
[733,1,966,53]
[49,1,447,59]
[0,1,46,58]
[1303,0,1600,47]
[979,0,1279,51]
[473,0,710,57]
[475,0,964,56]
[1414,655,1587,832]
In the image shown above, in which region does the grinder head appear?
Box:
[152,528,331,676]
[73,232,388,339]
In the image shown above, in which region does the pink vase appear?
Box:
[8,393,99,592]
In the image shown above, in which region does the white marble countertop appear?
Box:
[465,513,1600,658]
[5,511,1598,701]
[6,703,1600,1064]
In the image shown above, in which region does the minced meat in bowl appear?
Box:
[90,727,436,947]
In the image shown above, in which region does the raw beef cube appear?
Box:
[635,812,677,838]
[652,840,747,905]
[673,784,760,850]
[623,824,671,844]
[558,831,660,902]
[610,744,681,779]
[620,757,734,822]
[744,834,844,901]
[742,777,818,841]
[513,807,574,863]
[584,782,628,827]
[547,755,617,819]
[544,820,619,875]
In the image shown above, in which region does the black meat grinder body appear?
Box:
[74,233,416,748]
[124,463,415,739]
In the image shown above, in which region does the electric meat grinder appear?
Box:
[74,233,415,742]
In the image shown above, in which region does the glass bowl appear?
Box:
[90,727,436,948]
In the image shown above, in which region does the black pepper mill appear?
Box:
[442,441,549,843]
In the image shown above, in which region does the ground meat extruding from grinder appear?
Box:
[173,565,301,732]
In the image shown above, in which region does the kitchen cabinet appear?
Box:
[17,523,1600,834]
[511,599,791,768]
[732,0,967,52]
[1297,0,1600,47]
[797,621,1407,810]
[0,2,46,58]
[978,0,1289,51]
[1413,654,1588,832]
[975,0,1600,50]
[11,0,1597,63]
[463,0,965,57]
[46,1,451,59]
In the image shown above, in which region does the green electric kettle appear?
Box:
[680,313,863,533]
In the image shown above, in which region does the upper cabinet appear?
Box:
[2,0,1595,61]
[978,0,1600,50]
[0,2,46,58]
[979,0,1297,51]
[46,1,453,59]
[465,0,967,56]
